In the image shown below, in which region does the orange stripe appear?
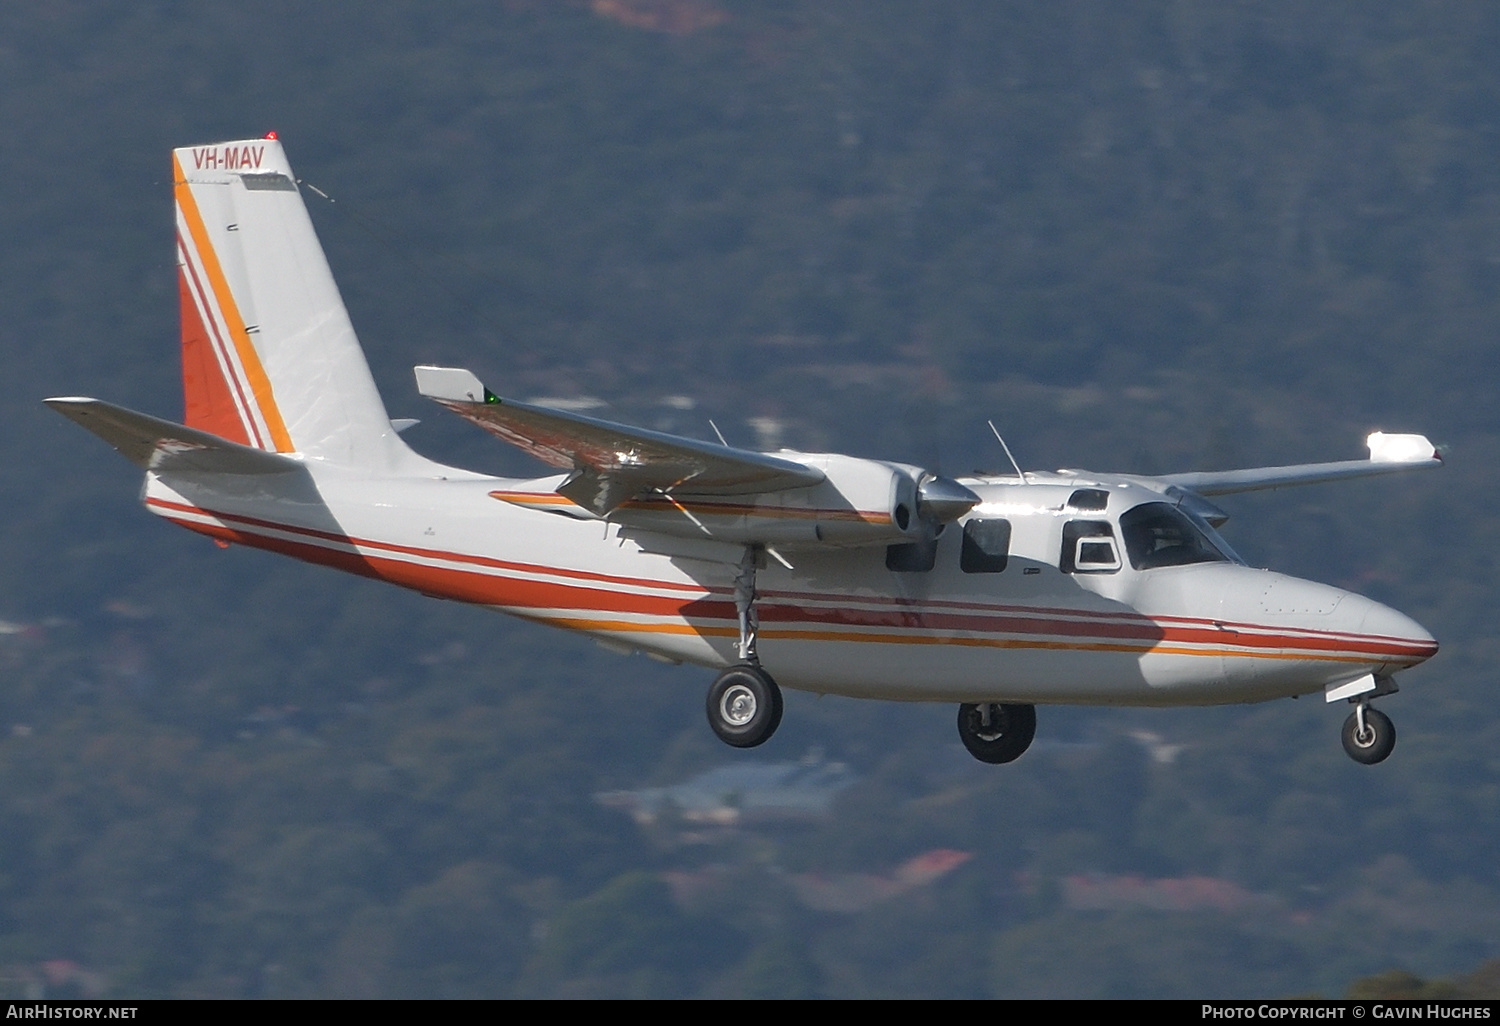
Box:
[147,497,1432,669]
[145,497,720,595]
[625,494,891,523]
[489,489,892,524]
[447,616,1398,666]
[757,587,1431,653]
[172,154,294,452]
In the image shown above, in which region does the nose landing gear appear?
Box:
[1328,674,1400,765]
[1341,702,1396,764]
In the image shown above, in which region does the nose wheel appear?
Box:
[957,702,1036,764]
[1341,703,1396,764]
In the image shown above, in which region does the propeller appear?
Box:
[916,473,981,524]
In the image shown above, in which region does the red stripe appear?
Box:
[177,237,265,448]
[147,497,1434,665]
[757,586,1422,650]
[758,601,1429,659]
[178,263,254,446]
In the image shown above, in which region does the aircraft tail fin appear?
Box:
[174,136,412,469]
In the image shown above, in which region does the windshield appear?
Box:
[1119,502,1233,570]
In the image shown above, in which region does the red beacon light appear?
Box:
[264,131,278,140]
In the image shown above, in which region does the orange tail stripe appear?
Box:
[172,153,294,452]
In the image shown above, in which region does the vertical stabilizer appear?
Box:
[173,137,412,469]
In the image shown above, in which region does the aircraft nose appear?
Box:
[1356,598,1439,669]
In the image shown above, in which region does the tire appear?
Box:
[706,665,783,749]
[1342,707,1396,765]
[957,702,1036,764]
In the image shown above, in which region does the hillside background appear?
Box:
[2,0,1498,997]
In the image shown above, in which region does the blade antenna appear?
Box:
[988,421,1028,484]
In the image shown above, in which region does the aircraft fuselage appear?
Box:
[142,461,1436,708]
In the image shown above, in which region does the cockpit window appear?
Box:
[1119,502,1231,570]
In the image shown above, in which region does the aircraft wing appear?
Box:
[414,366,825,515]
[45,397,303,475]
[1158,432,1442,496]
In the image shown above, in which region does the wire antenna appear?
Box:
[708,419,729,446]
[988,421,1028,483]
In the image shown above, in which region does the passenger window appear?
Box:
[886,541,937,573]
[961,519,1011,573]
[1067,488,1110,512]
[1061,520,1120,574]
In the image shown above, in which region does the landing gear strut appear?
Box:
[706,546,784,749]
[1341,702,1396,764]
[957,702,1036,764]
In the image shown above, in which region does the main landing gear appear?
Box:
[1341,702,1396,765]
[707,664,783,748]
[706,546,784,749]
[957,702,1037,764]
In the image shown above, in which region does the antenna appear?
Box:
[988,421,1028,483]
[708,419,729,447]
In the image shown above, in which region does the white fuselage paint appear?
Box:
[142,459,1437,708]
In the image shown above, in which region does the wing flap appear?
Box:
[414,366,824,514]
[45,397,302,475]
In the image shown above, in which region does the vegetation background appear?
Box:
[2,0,1498,997]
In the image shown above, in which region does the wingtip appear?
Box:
[1366,431,1441,464]
[414,366,489,404]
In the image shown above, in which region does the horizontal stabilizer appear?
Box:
[414,365,825,515]
[45,397,302,475]
[1159,432,1442,496]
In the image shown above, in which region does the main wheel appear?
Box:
[1342,706,1396,764]
[706,665,783,749]
[957,702,1036,764]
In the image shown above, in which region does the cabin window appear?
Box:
[1061,520,1120,574]
[1067,488,1110,512]
[886,541,937,573]
[1119,502,1230,570]
[960,519,1011,573]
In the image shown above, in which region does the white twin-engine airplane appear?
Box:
[49,137,1443,766]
